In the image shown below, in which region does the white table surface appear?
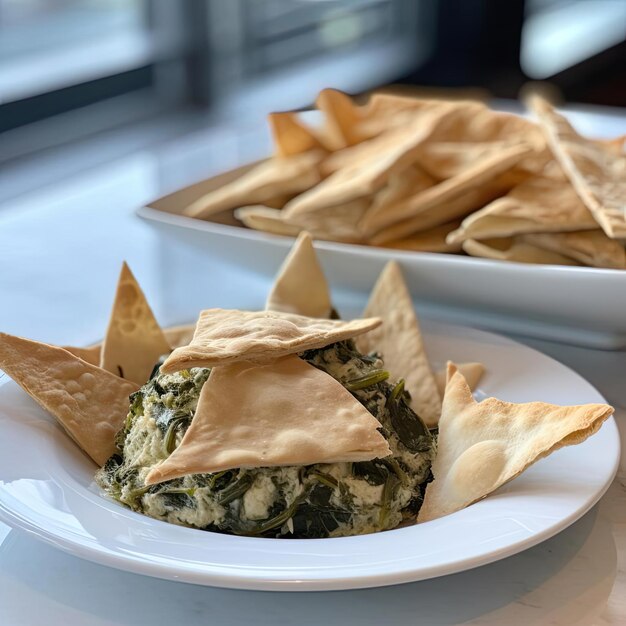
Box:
[0,108,625,626]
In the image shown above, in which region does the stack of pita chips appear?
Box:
[146,233,467,484]
[183,87,626,269]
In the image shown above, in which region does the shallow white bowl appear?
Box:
[0,320,619,590]
[138,200,626,350]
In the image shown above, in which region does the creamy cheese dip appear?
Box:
[96,340,435,538]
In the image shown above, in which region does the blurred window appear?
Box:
[0,0,428,139]
[521,0,626,79]
[239,0,407,75]
[207,0,425,115]
[0,0,152,103]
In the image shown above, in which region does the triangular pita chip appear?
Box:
[268,111,325,157]
[462,237,581,266]
[100,263,172,385]
[435,362,484,396]
[184,151,324,219]
[529,95,626,239]
[355,261,441,427]
[446,177,598,244]
[418,363,613,522]
[315,88,363,149]
[160,309,381,373]
[523,231,626,269]
[0,333,138,465]
[235,205,302,237]
[359,142,534,235]
[266,231,332,318]
[145,355,391,484]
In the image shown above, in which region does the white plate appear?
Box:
[0,320,619,591]
[138,200,626,350]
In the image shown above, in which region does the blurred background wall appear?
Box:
[1,0,625,194]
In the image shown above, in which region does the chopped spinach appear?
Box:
[96,340,435,538]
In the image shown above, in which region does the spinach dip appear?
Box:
[96,340,435,538]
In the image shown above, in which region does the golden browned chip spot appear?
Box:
[418,363,613,523]
[0,333,138,465]
[145,355,391,483]
[160,309,381,373]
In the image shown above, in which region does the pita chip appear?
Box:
[358,165,435,236]
[266,231,332,318]
[435,362,485,396]
[359,142,534,236]
[426,106,543,146]
[315,88,363,149]
[462,237,581,266]
[283,107,454,217]
[63,322,196,370]
[268,111,325,157]
[184,151,324,219]
[418,363,613,522]
[529,95,626,239]
[0,333,138,465]
[163,323,196,349]
[160,309,381,373]
[100,263,172,385]
[446,177,598,244]
[288,198,370,243]
[523,231,626,269]
[235,205,302,237]
[320,92,489,148]
[369,170,525,245]
[416,141,541,181]
[63,344,101,366]
[380,221,463,253]
[145,355,391,484]
[596,134,626,156]
[355,261,441,427]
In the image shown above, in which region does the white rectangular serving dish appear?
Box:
[138,165,626,350]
